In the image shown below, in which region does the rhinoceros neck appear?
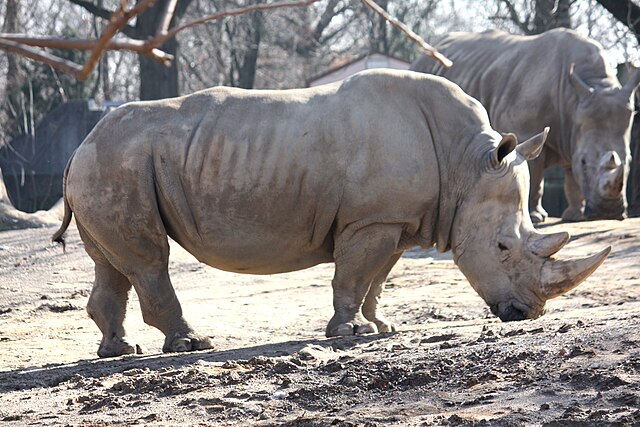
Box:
[415,85,493,253]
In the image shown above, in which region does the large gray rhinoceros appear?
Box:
[412,28,640,223]
[52,69,610,358]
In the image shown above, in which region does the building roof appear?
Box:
[306,52,411,87]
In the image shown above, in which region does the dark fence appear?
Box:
[0,101,111,212]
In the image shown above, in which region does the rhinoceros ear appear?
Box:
[490,133,518,168]
[516,127,549,161]
[569,63,594,100]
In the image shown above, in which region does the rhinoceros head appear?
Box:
[451,128,610,321]
[568,64,640,220]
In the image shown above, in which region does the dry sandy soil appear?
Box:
[0,218,639,426]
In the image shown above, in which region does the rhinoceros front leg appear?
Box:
[87,262,138,358]
[562,169,586,222]
[326,223,402,337]
[528,155,548,224]
[362,252,403,333]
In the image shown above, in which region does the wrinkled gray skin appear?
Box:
[412,28,640,223]
[53,70,609,358]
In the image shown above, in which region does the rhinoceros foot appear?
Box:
[326,315,379,337]
[370,317,396,333]
[530,207,548,224]
[561,206,585,222]
[162,332,213,353]
[97,336,141,358]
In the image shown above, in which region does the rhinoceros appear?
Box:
[412,28,640,223]
[52,69,610,358]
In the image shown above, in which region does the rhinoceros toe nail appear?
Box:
[378,323,396,333]
[355,323,378,335]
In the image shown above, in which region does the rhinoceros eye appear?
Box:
[498,242,509,251]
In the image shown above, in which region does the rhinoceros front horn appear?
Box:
[540,246,611,299]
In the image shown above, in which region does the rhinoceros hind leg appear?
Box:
[78,220,138,358]
[80,216,212,355]
[125,267,214,354]
[362,252,402,333]
[326,223,402,337]
[85,260,137,358]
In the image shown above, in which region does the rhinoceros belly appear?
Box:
[153,131,342,275]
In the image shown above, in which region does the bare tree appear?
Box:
[594,0,640,43]
[2,0,24,140]
[534,0,572,31]
[1,0,450,93]
[217,0,265,89]
[66,0,194,100]
[493,0,573,34]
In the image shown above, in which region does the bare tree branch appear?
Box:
[154,0,323,49]
[67,0,138,38]
[0,34,175,64]
[0,37,84,75]
[595,0,640,43]
[0,0,158,80]
[0,0,453,81]
[360,0,451,67]
[494,0,532,34]
[156,0,179,37]
[79,0,158,80]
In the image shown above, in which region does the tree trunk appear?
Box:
[138,39,180,100]
[368,0,389,53]
[136,0,182,100]
[3,0,23,132]
[236,9,262,89]
[594,0,640,43]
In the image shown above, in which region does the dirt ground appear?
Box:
[0,218,638,426]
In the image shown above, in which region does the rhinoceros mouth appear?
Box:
[490,303,527,322]
[584,202,625,221]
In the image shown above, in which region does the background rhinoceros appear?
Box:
[52,69,609,357]
[412,28,640,223]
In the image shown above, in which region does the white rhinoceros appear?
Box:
[52,70,610,358]
[412,28,640,223]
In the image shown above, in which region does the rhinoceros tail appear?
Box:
[52,152,76,252]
